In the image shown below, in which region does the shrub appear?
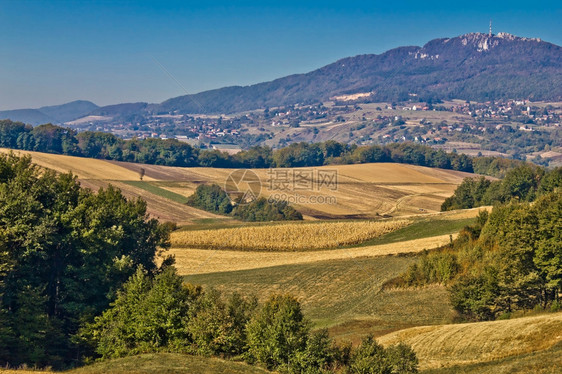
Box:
[245,295,310,370]
[85,267,200,359]
[348,336,418,374]
[187,290,257,357]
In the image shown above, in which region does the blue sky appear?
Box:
[1,0,560,110]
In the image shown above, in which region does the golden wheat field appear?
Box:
[0,148,151,181]
[1,148,481,220]
[168,233,456,275]
[171,219,410,251]
[377,312,562,369]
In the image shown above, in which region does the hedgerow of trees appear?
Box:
[0,120,522,177]
[441,165,560,211]
[187,184,303,221]
[84,268,418,373]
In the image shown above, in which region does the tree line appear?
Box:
[0,120,523,177]
[186,184,303,221]
[396,189,561,321]
[441,165,561,211]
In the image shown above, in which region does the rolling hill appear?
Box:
[1,148,555,374]
[157,33,561,114]
[377,312,562,370]
[0,100,99,125]
[0,148,480,222]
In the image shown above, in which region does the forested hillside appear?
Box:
[398,188,561,321]
[151,33,562,114]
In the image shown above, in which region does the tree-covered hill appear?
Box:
[0,101,98,125]
[2,33,558,120]
[157,32,561,114]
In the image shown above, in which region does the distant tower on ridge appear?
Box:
[489,20,493,37]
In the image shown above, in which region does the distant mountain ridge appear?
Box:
[1,32,561,122]
[157,32,561,114]
[0,100,99,125]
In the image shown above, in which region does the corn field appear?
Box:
[171,220,410,251]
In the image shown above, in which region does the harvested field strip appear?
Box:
[377,312,562,369]
[169,234,455,275]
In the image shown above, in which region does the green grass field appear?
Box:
[185,255,455,343]
[351,216,475,247]
[121,181,189,204]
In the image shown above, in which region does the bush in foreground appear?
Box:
[84,269,417,373]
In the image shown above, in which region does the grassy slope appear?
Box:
[0,354,269,374]
[121,181,189,204]
[423,341,562,374]
[364,216,474,246]
[69,353,269,374]
[377,312,562,370]
[185,255,455,343]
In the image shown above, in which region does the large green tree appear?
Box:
[0,153,171,368]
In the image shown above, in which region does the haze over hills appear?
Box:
[1,32,560,124]
[0,100,98,125]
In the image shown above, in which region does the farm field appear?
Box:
[111,160,480,219]
[0,148,221,225]
[168,208,482,274]
[424,341,562,374]
[3,148,548,374]
[184,255,456,338]
[171,219,410,251]
[171,233,456,275]
[175,211,479,335]
[0,148,479,222]
[377,312,562,370]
